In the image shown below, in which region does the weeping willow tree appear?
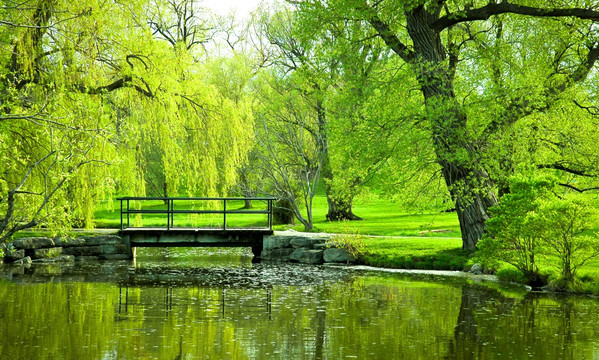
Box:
[0,0,253,240]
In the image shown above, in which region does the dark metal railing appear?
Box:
[116,197,275,231]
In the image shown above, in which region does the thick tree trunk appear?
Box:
[325,195,362,221]
[316,98,363,222]
[243,198,253,209]
[455,192,494,250]
[405,6,497,249]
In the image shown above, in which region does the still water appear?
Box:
[1,248,599,359]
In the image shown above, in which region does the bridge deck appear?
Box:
[118,227,272,255]
[119,227,273,234]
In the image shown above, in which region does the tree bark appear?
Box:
[404,6,497,250]
[315,97,363,222]
[243,198,253,209]
[325,194,362,221]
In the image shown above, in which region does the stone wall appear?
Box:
[1,235,129,265]
[261,230,355,265]
[1,231,355,265]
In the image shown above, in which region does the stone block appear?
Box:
[13,237,54,250]
[263,236,292,250]
[7,265,26,276]
[33,264,62,276]
[12,256,32,265]
[54,237,86,247]
[63,246,103,256]
[100,244,127,254]
[261,248,295,261]
[32,255,75,263]
[469,263,483,275]
[83,235,122,246]
[323,248,354,263]
[31,247,63,259]
[290,237,326,249]
[5,249,25,262]
[290,249,324,264]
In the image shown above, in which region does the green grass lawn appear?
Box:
[94,194,463,237]
[277,194,462,237]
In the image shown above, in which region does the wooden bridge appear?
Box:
[116,197,276,259]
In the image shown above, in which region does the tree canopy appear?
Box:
[1,0,599,249]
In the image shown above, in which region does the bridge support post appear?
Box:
[251,243,262,263]
[122,234,135,259]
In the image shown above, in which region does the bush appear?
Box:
[477,175,554,284]
[328,221,366,262]
[537,198,599,283]
[477,175,599,289]
[496,267,527,284]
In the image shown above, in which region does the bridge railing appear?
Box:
[116,197,276,231]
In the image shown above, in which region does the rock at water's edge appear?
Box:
[31,247,63,259]
[13,237,54,250]
[323,248,354,263]
[290,249,324,264]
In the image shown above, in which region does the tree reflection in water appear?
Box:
[1,261,599,359]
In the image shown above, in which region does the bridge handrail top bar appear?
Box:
[116,196,276,201]
[123,209,270,215]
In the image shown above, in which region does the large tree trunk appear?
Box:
[405,6,497,250]
[315,98,363,222]
[321,151,362,221]
[325,195,362,221]
[455,190,496,250]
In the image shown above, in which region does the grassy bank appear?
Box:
[359,236,470,270]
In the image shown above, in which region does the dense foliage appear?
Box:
[1,0,599,266]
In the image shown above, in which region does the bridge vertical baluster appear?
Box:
[171,199,175,229]
[223,199,227,230]
[127,199,130,229]
[167,197,170,230]
[120,199,123,230]
[268,199,273,230]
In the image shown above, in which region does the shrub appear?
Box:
[537,198,599,283]
[328,221,366,262]
[477,176,554,284]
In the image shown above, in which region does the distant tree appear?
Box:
[252,70,325,231]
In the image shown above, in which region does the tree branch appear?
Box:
[0,151,56,235]
[75,75,153,98]
[558,183,599,193]
[432,2,599,32]
[538,163,595,177]
[573,99,599,116]
[366,10,415,63]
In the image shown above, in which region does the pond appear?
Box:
[1,248,599,359]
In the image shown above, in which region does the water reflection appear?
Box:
[1,248,599,359]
